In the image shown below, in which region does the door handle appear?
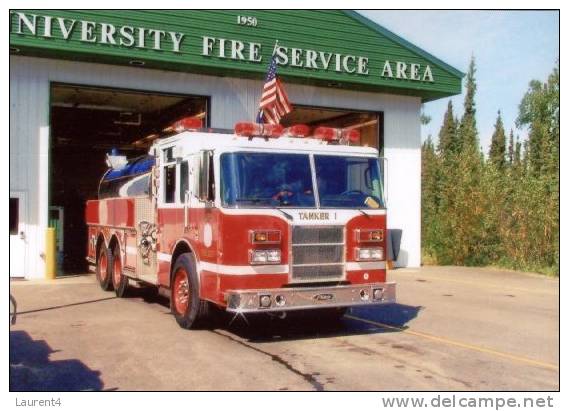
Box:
[19,231,25,240]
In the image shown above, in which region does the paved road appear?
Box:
[9,266,559,391]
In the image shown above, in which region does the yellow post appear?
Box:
[45,227,57,280]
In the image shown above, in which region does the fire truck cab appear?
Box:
[85,120,396,329]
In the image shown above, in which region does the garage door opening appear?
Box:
[49,83,209,274]
[282,106,383,152]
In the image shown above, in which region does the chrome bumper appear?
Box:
[225,282,396,313]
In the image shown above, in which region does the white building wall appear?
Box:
[10,55,421,279]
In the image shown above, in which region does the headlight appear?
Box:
[356,247,384,261]
[266,249,281,263]
[250,249,281,264]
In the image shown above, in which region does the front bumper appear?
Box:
[225,282,396,313]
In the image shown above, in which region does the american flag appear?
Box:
[256,54,292,124]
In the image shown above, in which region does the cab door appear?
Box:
[191,150,219,298]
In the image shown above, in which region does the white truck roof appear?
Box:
[152,131,380,158]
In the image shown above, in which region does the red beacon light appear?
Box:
[313,126,340,141]
[234,122,284,138]
[283,124,311,138]
[342,128,361,144]
[313,126,360,145]
[170,117,203,133]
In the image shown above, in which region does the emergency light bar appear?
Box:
[233,122,360,144]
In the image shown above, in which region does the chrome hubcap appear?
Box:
[177,279,189,305]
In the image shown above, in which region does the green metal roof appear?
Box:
[10,10,463,101]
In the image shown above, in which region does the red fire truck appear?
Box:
[85,119,396,329]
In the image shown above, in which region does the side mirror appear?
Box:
[198,150,213,202]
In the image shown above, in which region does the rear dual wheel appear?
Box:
[111,246,129,298]
[96,246,113,291]
[96,244,128,297]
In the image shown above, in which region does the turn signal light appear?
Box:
[357,229,384,242]
[250,230,281,244]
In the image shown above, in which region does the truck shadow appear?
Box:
[124,285,422,343]
[218,303,422,343]
[10,330,105,391]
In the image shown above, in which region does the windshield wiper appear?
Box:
[275,208,293,221]
[234,199,293,220]
[358,208,371,218]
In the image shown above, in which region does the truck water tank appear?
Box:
[98,155,155,199]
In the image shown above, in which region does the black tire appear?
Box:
[110,245,129,298]
[96,245,113,291]
[170,253,209,329]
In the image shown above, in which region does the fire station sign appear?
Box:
[9,10,462,101]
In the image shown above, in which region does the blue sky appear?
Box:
[358,10,559,152]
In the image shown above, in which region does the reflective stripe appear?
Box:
[162,257,384,274]
[157,252,172,262]
[345,261,386,271]
[199,261,288,275]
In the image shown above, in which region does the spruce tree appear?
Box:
[458,57,480,155]
[489,110,506,169]
[514,135,522,169]
[437,100,457,156]
[507,129,515,166]
[442,55,484,265]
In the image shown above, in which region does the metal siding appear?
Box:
[10,55,421,278]
[10,10,461,99]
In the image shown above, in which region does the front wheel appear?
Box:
[171,253,209,329]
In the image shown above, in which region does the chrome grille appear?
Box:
[291,226,344,282]
[292,244,343,265]
[292,226,343,244]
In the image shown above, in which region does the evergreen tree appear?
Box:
[421,59,558,275]
[458,57,480,155]
[451,55,484,264]
[507,129,515,166]
[421,135,440,261]
[420,104,432,126]
[516,60,559,176]
[437,100,458,156]
[514,135,522,168]
[489,110,506,169]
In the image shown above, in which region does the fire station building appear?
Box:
[9,10,463,279]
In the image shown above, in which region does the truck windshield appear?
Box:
[314,155,385,209]
[220,152,385,209]
[221,153,316,207]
